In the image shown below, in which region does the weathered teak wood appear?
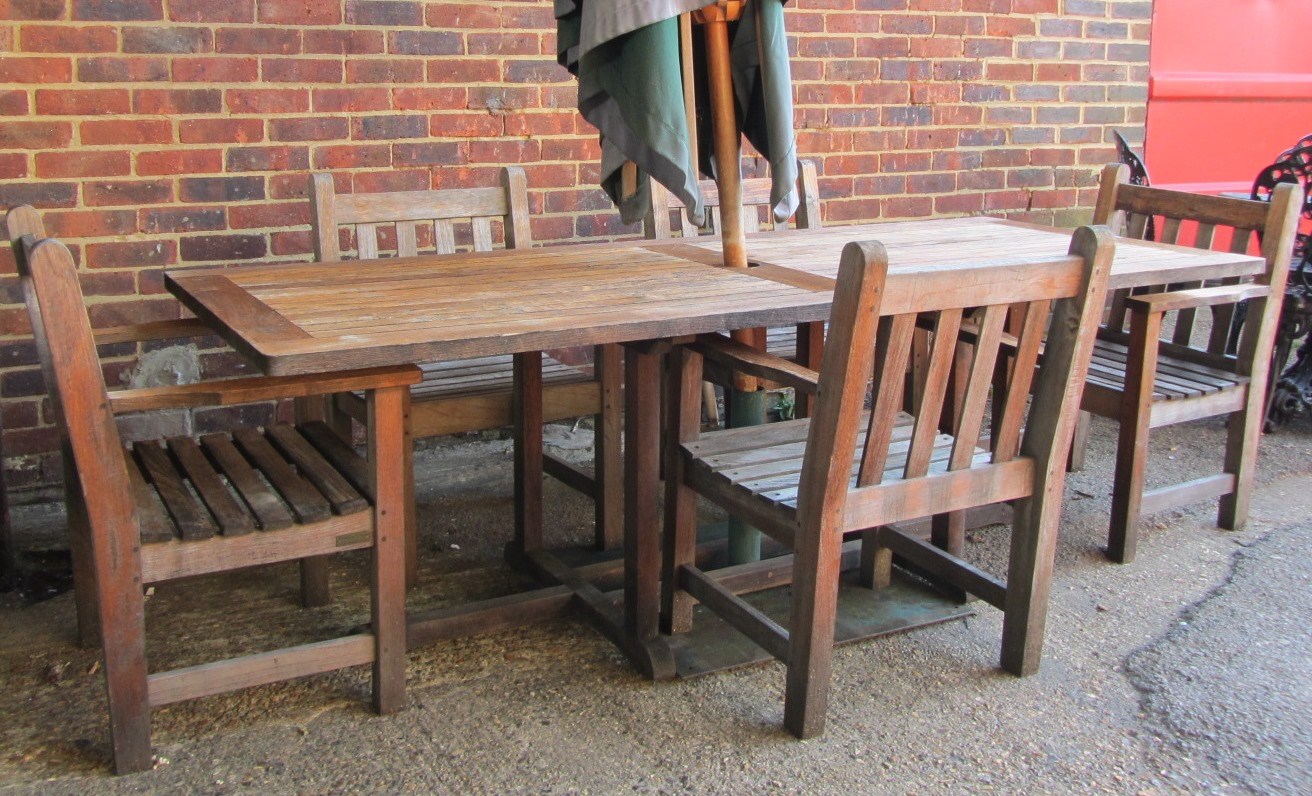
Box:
[12,234,417,774]
[1080,163,1301,563]
[660,227,1115,739]
[308,168,623,565]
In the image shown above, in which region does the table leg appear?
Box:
[623,342,676,679]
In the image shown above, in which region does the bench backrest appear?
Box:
[310,166,532,262]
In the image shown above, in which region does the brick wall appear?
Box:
[0,0,1150,491]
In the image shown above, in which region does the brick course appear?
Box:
[0,0,1150,489]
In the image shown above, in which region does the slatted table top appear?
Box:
[166,217,1265,377]
[681,216,1266,290]
[166,240,833,376]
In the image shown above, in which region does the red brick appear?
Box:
[80,271,137,296]
[262,57,343,83]
[136,148,222,175]
[35,88,128,115]
[468,139,538,164]
[179,117,264,144]
[20,24,117,52]
[169,0,252,22]
[346,0,421,26]
[391,141,461,167]
[389,30,461,56]
[215,26,301,55]
[84,239,176,269]
[426,58,498,83]
[391,86,466,111]
[468,86,533,111]
[432,112,505,138]
[0,90,28,114]
[312,143,390,169]
[346,59,423,84]
[133,88,221,114]
[84,179,173,207]
[82,118,173,145]
[73,0,162,22]
[0,154,27,180]
[227,88,310,114]
[1036,63,1082,82]
[44,208,137,237]
[269,229,312,257]
[268,173,313,200]
[503,112,574,137]
[352,114,426,140]
[304,29,384,55]
[179,233,267,262]
[258,0,341,25]
[173,56,258,82]
[270,116,349,142]
[139,206,225,233]
[313,87,389,113]
[350,169,428,193]
[123,25,212,53]
[226,145,309,172]
[6,0,65,20]
[228,201,307,230]
[426,3,500,28]
[0,120,72,149]
[0,182,77,208]
[37,150,130,178]
[179,175,264,202]
[78,55,170,82]
[468,32,538,56]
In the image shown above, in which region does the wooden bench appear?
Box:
[9,225,415,774]
[661,227,1114,738]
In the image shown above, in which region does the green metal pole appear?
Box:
[726,387,767,564]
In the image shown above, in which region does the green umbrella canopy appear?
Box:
[556,0,798,228]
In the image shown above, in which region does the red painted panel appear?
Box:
[1145,0,1312,193]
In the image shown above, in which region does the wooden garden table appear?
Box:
[165,216,1264,680]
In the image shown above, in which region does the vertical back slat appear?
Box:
[947,304,1008,470]
[1158,216,1182,244]
[471,216,494,251]
[395,221,419,257]
[857,313,915,486]
[992,299,1051,462]
[356,223,380,259]
[433,219,456,254]
[903,308,963,479]
[309,174,342,262]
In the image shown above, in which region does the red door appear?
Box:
[1145,0,1312,194]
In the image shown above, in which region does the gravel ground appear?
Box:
[1,416,1310,795]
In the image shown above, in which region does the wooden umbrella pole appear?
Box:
[693,2,748,272]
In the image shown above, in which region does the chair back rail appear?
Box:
[800,232,1111,533]
[1095,163,1282,352]
[311,167,531,262]
[646,159,820,240]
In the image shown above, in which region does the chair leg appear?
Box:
[931,511,968,603]
[594,344,623,551]
[999,495,1060,677]
[63,464,102,647]
[701,381,719,428]
[783,525,843,739]
[90,518,152,772]
[1067,410,1091,472]
[368,386,408,715]
[1219,397,1265,531]
[857,527,891,589]
[299,557,331,607]
[401,390,417,589]
[1107,406,1151,564]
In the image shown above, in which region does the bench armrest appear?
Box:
[688,333,819,395]
[1127,283,1269,315]
[109,364,422,414]
[94,318,217,346]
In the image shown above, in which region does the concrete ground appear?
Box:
[1,414,1310,795]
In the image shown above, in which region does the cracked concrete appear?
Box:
[0,415,1309,794]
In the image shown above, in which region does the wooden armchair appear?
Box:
[308,169,622,577]
[646,160,823,420]
[661,228,1114,738]
[1081,164,1300,562]
[12,231,416,774]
